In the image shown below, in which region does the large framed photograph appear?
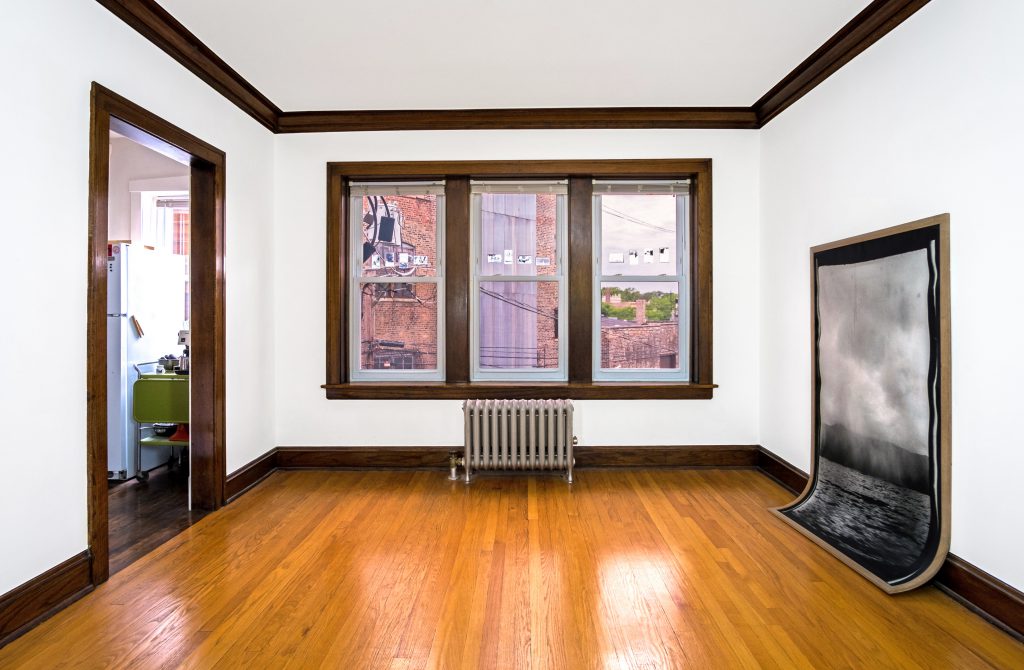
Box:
[775,214,951,593]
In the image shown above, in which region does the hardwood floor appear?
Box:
[1,470,1021,668]
[107,464,205,576]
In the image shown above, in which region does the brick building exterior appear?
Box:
[359,195,439,370]
[600,292,679,369]
[600,319,679,369]
[534,193,559,367]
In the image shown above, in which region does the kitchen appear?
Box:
[105,128,199,574]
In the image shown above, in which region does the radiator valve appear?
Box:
[448,451,464,481]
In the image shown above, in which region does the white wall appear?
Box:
[0,0,276,594]
[273,130,760,448]
[759,0,1024,590]
[107,136,189,241]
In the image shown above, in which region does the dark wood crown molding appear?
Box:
[276,107,758,133]
[95,0,281,131]
[97,0,932,133]
[753,0,932,126]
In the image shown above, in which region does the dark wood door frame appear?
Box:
[88,82,226,584]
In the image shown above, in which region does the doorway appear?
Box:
[88,83,226,585]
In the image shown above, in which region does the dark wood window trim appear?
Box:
[324,159,713,400]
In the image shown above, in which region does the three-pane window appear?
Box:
[330,162,710,397]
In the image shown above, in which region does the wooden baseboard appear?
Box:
[935,555,1024,640]
[575,445,759,468]
[0,551,93,648]
[225,449,279,502]
[755,446,809,493]
[756,445,1024,639]
[276,446,452,469]
[270,444,762,470]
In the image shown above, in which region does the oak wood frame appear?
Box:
[324,159,713,399]
[773,214,951,594]
[97,0,930,131]
[88,83,227,585]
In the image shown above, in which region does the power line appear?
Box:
[601,205,674,234]
[480,287,558,320]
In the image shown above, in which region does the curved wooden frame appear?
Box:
[773,214,951,594]
[87,83,227,584]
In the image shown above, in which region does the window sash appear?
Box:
[592,190,690,381]
[348,191,445,381]
[473,280,565,376]
[349,181,445,197]
[470,188,567,381]
[470,180,568,195]
[592,180,690,195]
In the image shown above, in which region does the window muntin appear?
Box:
[593,181,690,381]
[470,182,567,381]
[349,182,445,381]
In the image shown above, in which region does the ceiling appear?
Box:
[157,0,871,111]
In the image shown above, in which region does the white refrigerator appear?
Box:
[107,243,188,479]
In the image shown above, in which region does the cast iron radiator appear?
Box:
[452,399,575,483]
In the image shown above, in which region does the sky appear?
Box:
[600,194,684,278]
[817,247,933,455]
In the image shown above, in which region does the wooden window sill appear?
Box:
[322,382,716,400]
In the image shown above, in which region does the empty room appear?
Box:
[1,0,1022,668]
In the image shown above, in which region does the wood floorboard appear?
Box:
[1,470,1021,669]
[107,464,206,576]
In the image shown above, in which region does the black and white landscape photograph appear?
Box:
[781,227,947,589]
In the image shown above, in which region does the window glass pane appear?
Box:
[478,193,558,277]
[479,281,559,369]
[358,282,438,371]
[599,194,678,276]
[600,281,680,370]
[360,194,439,278]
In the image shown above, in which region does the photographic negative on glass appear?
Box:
[774,214,950,594]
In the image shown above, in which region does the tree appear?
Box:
[644,293,678,321]
[601,303,635,320]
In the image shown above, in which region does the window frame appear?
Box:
[469,181,568,382]
[592,181,691,382]
[324,159,714,400]
[347,181,446,382]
